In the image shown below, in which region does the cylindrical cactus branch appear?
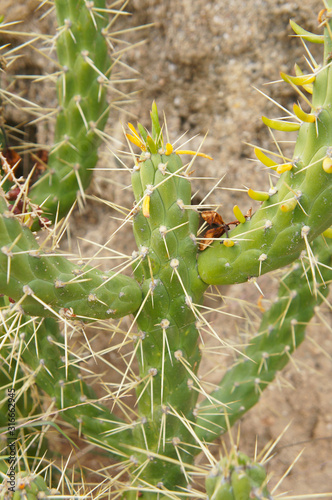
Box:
[0,309,133,461]
[28,0,112,223]
[195,235,332,444]
[0,195,142,320]
[205,450,270,500]
[124,106,209,490]
[0,471,58,500]
[197,12,332,285]
[0,298,51,474]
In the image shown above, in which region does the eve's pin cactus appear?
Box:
[0,1,332,499]
[28,0,113,224]
[0,471,59,500]
[205,449,271,500]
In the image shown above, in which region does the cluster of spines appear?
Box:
[195,235,332,443]
[205,451,270,500]
[124,107,210,489]
[0,472,57,500]
[0,310,134,461]
[0,320,45,470]
[197,13,332,285]
[5,0,113,225]
[0,194,142,319]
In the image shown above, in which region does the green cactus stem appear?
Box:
[0,471,58,500]
[197,13,332,286]
[0,310,134,461]
[0,195,142,320]
[122,105,210,491]
[195,235,332,444]
[206,450,270,500]
[27,0,113,223]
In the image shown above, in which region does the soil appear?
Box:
[1,0,331,497]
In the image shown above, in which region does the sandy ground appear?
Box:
[1,0,331,496]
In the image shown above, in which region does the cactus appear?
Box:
[0,472,58,500]
[195,234,332,442]
[0,310,134,453]
[0,1,331,499]
[27,0,112,224]
[197,19,332,285]
[0,194,142,319]
[205,450,270,500]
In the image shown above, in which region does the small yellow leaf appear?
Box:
[322,227,332,238]
[165,143,173,155]
[262,116,301,132]
[289,19,324,43]
[254,147,278,169]
[142,195,150,218]
[280,71,315,86]
[248,188,270,202]
[233,205,246,224]
[322,157,332,173]
[280,198,297,212]
[223,239,235,247]
[293,103,315,123]
[126,133,146,150]
[276,163,293,174]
